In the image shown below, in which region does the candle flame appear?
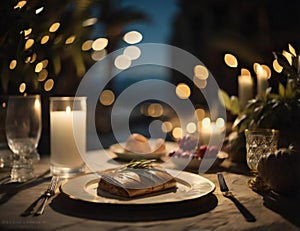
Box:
[66,106,71,113]
[202,117,211,129]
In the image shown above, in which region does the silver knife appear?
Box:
[217,172,256,222]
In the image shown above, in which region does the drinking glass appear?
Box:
[0,96,12,168]
[245,129,279,191]
[5,95,42,182]
[50,97,86,177]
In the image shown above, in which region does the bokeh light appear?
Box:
[172,127,182,139]
[92,38,108,51]
[224,53,238,68]
[114,55,131,70]
[186,122,197,133]
[123,31,143,44]
[161,121,173,133]
[82,40,93,51]
[123,46,141,60]
[44,79,54,91]
[9,60,17,70]
[19,83,26,93]
[49,22,60,33]
[194,65,209,80]
[176,83,191,99]
[99,90,115,106]
[147,103,164,117]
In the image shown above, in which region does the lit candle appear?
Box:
[50,106,86,170]
[256,64,268,97]
[238,71,253,109]
[199,117,225,145]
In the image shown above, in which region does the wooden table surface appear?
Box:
[0,150,299,231]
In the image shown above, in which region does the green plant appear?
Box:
[220,44,300,156]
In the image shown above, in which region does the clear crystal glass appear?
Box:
[245,129,279,190]
[5,95,42,182]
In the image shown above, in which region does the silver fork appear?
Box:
[34,175,60,216]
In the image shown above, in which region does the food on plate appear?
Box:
[169,145,218,160]
[169,135,219,160]
[97,160,177,198]
[124,133,166,154]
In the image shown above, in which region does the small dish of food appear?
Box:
[109,133,177,160]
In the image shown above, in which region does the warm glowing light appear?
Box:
[35,62,43,73]
[186,122,197,133]
[41,60,48,68]
[14,1,27,9]
[288,44,296,57]
[194,65,209,80]
[44,79,54,91]
[1,102,6,108]
[41,35,49,44]
[224,53,238,68]
[19,83,26,93]
[273,59,283,73]
[241,68,251,77]
[195,108,205,120]
[147,103,163,117]
[282,50,292,65]
[24,28,32,37]
[25,53,37,63]
[194,78,207,89]
[114,55,131,70]
[34,98,41,110]
[35,7,44,14]
[99,90,115,106]
[216,118,225,129]
[202,117,211,129]
[92,38,108,51]
[261,65,271,79]
[176,83,191,99]
[123,31,143,44]
[91,50,107,61]
[38,69,48,82]
[65,35,76,44]
[9,60,17,70]
[81,40,93,51]
[25,39,34,50]
[66,106,71,113]
[82,18,98,27]
[123,46,141,60]
[161,121,173,133]
[49,22,60,33]
[256,64,268,78]
[172,127,182,139]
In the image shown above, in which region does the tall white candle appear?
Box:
[256,65,268,97]
[199,117,225,145]
[50,107,86,169]
[238,75,253,109]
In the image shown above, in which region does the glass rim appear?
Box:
[8,94,40,99]
[245,128,279,135]
[49,96,87,101]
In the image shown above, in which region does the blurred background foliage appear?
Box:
[0,0,147,95]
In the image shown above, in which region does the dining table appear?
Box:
[0,148,299,231]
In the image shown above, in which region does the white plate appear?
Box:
[60,169,215,205]
[109,142,178,160]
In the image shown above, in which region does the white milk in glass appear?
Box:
[50,107,86,176]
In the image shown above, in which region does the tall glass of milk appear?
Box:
[50,97,86,177]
